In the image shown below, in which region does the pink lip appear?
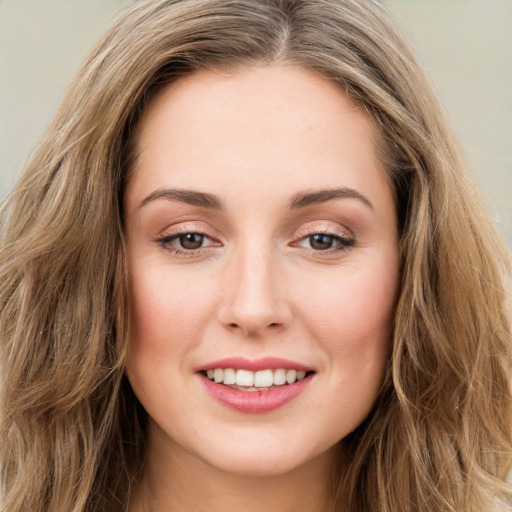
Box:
[199,373,313,413]
[197,356,313,372]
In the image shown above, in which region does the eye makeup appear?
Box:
[153,224,355,259]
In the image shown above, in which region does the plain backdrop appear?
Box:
[1,0,511,242]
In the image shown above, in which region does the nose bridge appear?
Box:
[219,237,289,334]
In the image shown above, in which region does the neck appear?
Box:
[129,424,340,512]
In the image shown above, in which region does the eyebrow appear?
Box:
[139,188,223,210]
[139,186,373,212]
[289,187,374,211]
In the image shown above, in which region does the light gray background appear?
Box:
[1,0,511,241]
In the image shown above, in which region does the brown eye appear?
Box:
[309,234,335,250]
[294,231,354,253]
[156,230,219,255]
[179,233,205,249]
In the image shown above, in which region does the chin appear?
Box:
[194,433,338,479]
[213,455,301,477]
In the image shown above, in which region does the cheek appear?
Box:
[296,260,398,381]
[126,261,219,365]
[301,265,397,337]
[124,261,222,420]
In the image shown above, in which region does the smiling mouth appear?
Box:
[200,368,316,391]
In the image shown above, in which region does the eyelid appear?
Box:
[156,221,219,240]
[152,221,355,256]
[293,222,353,241]
[290,223,355,253]
[153,221,222,255]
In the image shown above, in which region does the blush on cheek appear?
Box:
[303,277,395,337]
[128,272,220,369]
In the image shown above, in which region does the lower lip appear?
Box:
[200,374,313,413]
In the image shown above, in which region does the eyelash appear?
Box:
[292,228,355,253]
[155,230,218,257]
[155,228,355,257]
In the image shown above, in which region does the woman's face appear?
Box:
[124,65,400,477]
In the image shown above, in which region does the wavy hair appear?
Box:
[1,0,511,510]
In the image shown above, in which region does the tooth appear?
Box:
[254,369,273,387]
[273,368,286,385]
[236,369,254,387]
[285,369,297,384]
[223,368,236,385]
[211,367,307,387]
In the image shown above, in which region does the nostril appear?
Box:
[227,321,279,331]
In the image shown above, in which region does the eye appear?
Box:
[295,232,354,252]
[177,232,207,250]
[307,233,337,250]
[156,231,218,254]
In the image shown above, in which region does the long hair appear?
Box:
[1,1,511,510]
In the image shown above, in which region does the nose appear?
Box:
[217,245,292,337]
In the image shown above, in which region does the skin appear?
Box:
[124,64,400,512]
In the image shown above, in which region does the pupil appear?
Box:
[180,233,203,249]
[310,234,332,250]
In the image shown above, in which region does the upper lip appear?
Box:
[197,356,314,373]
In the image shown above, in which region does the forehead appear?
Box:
[125,64,391,213]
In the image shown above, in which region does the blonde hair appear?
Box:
[1,0,511,510]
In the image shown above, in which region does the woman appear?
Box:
[1,0,511,511]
